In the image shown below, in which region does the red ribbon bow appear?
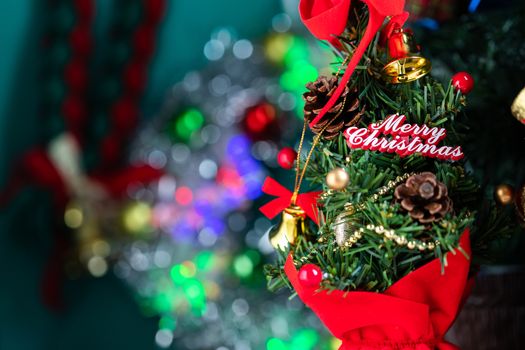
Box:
[299,0,408,127]
[285,229,473,350]
[259,177,321,224]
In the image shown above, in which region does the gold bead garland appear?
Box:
[364,224,439,251]
[343,173,414,212]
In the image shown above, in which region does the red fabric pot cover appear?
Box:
[284,229,472,349]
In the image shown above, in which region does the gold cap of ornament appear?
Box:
[511,87,525,124]
[381,28,431,84]
[269,205,307,250]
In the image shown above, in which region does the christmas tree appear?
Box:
[263,0,515,348]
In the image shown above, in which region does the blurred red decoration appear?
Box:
[134,25,155,58]
[64,60,88,91]
[143,0,166,24]
[298,263,323,287]
[242,102,280,141]
[124,61,147,95]
[74,0,94,23]
[62,95,87,127]
[111,98,138,131]
[452,72,474,95]
[277,147,297,169]
[100,134,121,164]
[70,25,92,56]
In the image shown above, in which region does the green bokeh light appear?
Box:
[280,60,318,92]
[159,316,177,331]
[283,37,310,68]
[267,338,287,350]
[195,250,214,271]
[173,108,205,141]
[233,254,254,278]
[170,264,186,284]
[152,293,173,313]
[291,329,319,350]
[183,279,206,315]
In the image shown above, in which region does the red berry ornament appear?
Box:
[298,263,323,287]
[452,72,474,94]
[277,147,297,169]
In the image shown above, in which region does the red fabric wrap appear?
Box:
[299,0,407,127]
[284,229,472,350]
[259,177,321,224]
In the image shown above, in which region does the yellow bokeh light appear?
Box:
[264,33,293,64]
[64,203,83,229]
[123,201,152,234]
[87,256,108,277]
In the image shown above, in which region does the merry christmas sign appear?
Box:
[344,114,464,161]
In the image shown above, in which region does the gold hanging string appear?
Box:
[290,53,352,205]
[291,95,348,204]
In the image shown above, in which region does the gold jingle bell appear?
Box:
[381,27,431,84]
[269,205,307,251]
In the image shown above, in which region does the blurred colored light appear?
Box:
[204,217,225,235]
[244,103,276,133]
[280,60,318,92]
[183,280,206,314]
[87,256,108,277]
[267,338,287,350]
[159,316,177,331]
[92,240,111,258]
[216,165,244,190]
[155,329,174,348]
[195,251,214,271]
[123,201,152,234]
[204,281,221,300]
[174,108,205,141]
[181,261,197,278]
[291,329,319,350]
[170,264,188,284]
[64,203,83,229]
[264,33,293,65]
[233,254,254,278]
[153,294,172,313]
[175,186,193,206]
[283,37,310,67]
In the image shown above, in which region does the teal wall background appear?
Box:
[0,1,281,349]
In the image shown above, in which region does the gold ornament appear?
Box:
[269,205,307,250]
[381,28,431,84]
[494,184,515,206]
[511,87,525,124]
[326,168,350,191]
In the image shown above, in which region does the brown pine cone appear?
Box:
[303,76,364,140]
[394,172,452,224]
